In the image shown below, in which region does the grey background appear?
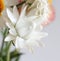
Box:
[20,0,60,61]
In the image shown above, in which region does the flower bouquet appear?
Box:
[0,0,55,61]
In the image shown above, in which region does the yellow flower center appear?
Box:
[0,0,5,16]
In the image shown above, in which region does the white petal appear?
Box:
[17,27,30,37]
[5,34,15,41]
[6,22,14,29]
[18,5,27,19]
[33,23,43,31]
[26,39,45,48]
[38,32,48,38]
[34,17,44,24]
[15,36,25,49]
[6,8,17,25]
[16,20,33,37]
[26,30,48,41]
[13,6,19,20]
[26,31,47,47]
[9,28,17,36]
[35,25,43,31]
[27,7,37,16]
[26,39,38,47]
[27,16,37,21]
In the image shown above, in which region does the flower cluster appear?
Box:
[26,0,55,26]
[5,5,48,51]
[0,0,54,52]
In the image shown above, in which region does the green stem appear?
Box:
[0,36,5,56]
[0,28,8,57]
[6,42,11,61]
[3,52,23,60]
[7,50,10,61]
[0,57,3,61]
[15,56,19,61]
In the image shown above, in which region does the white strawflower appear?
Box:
[27,0,51,25]
[5,5,48,51]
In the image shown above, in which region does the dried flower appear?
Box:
[26,0,55,26]
[0,0,5,15]
[5,5,48,51]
